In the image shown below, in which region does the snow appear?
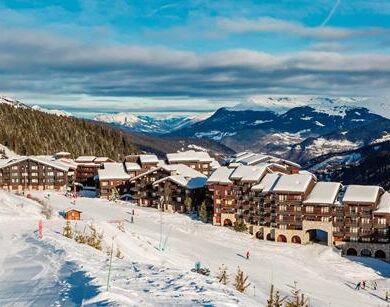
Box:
[251,173,281,192]
[139,154,159,164]
[0,156,69,172]
[272,173,314,193]
[187,144,208,152]
[231,95,390,119]
[230,165,268,183]
[0,144,18,159]
[371,132,390,145]
[314,121,325,127]
[207,167,234,184]
[195,130,237,141]
[343,185,382,204]
[75,156,96,163]
[167,150,212,163]
[0,190,390,306]
[31,105,72,117]
[154,175,207,189]
[98,163,131,180]
[125,162,141,172]
[303,182,342,205]
[267,132,305,145]
[306,138,362,157]
[375,192,390,214]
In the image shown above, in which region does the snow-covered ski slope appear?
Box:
[0,190,389,306]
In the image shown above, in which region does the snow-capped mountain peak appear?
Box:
[232,95,390,119]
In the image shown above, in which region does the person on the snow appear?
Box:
[385,291,389,302]
[362,280,366,289]
[355,282,361,290]
[246,251,250,260]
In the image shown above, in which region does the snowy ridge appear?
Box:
[232,95,390,119]
[31,105,72,117]
[95,112,212,135]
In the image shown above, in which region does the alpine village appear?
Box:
[1,146,389,263]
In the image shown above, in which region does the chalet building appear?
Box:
[98,162,131,199]
[227,152,301,174]
[0,156,70,191]
[166,150,219,176]
[208,161,390,261]
[124,154,159,174]
[129,163,207,211]
[153,170,207,213]
[75,156,114,186]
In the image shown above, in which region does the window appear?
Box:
[351,227,359,233]
[306,206,314,213]
[279,205,287,211]
[47,172,54,176]
[279,195,287,201]
[177,197,182,202]
[361,218,370,224]
[321,207,329,213]
[362,237,371,242]
[31,166,38,170]
[202,164,209,169]
[295,206,301,212]
[350,236,358,242]
[279,224,287,229]
[11,166,18,170]
[321,217,330,222]
[378,218,386,225]
[101,182,108,186]
[215,199,221,205]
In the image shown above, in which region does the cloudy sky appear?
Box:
[1,0,390,112]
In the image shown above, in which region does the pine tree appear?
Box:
[217,264,229,285]
[63,221,73,239]
[233,220,247,232]
[285,282,309,307]
[267,284,287,307]
[199,200,208,223]
[234,267,251,293]
[184,195,193,213]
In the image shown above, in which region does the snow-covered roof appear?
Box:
[342,185,382,204]
[55,151,71,156]
[0,156,70,172]
[303,182,342,204]
[75,156,96,163]
[207,167,235,184]
[272,173,314,193]
[229,151,301,169]
[98,163,131,180]
[153,175,207,189]
[251,173,281,192]
[210,159,220,170]
[125,162,141,172]
[166,150,213,163]
[375,192,390,214]
[139,154,159,164]
[93,157,111,163]
[230,164,268,182]
[64,207,82,213]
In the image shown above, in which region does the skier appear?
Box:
[246,250,250,260]
[372,281,377,290]
[386,291,389,302]
[362,280,366,289]
[355,281,361,290]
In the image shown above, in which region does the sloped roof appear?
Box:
[0,156,69,172]
[125,162,141,172]
[153,175,207,189]
[98,163,131,180]
[139,154,159,164]
[166,150,213,163]
[303,182,342,204]
[343,185,382,204]
[75,156,96,163]
[375,191,390,214]
[251,173,281,192]
[230,164,268,182]
[272,173,314,193]
[207,167,235,184]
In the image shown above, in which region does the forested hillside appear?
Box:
[0,104,137,159]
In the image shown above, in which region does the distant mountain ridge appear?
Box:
[95,112,212,135]
[167,96,390,164]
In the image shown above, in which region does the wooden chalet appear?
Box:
[75,156,114,186]
[0,156,70,191]
[64,208,82,220]
[166,150,216,176]
[98,162,131,199]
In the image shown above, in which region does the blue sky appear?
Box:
[1,0,390,112]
